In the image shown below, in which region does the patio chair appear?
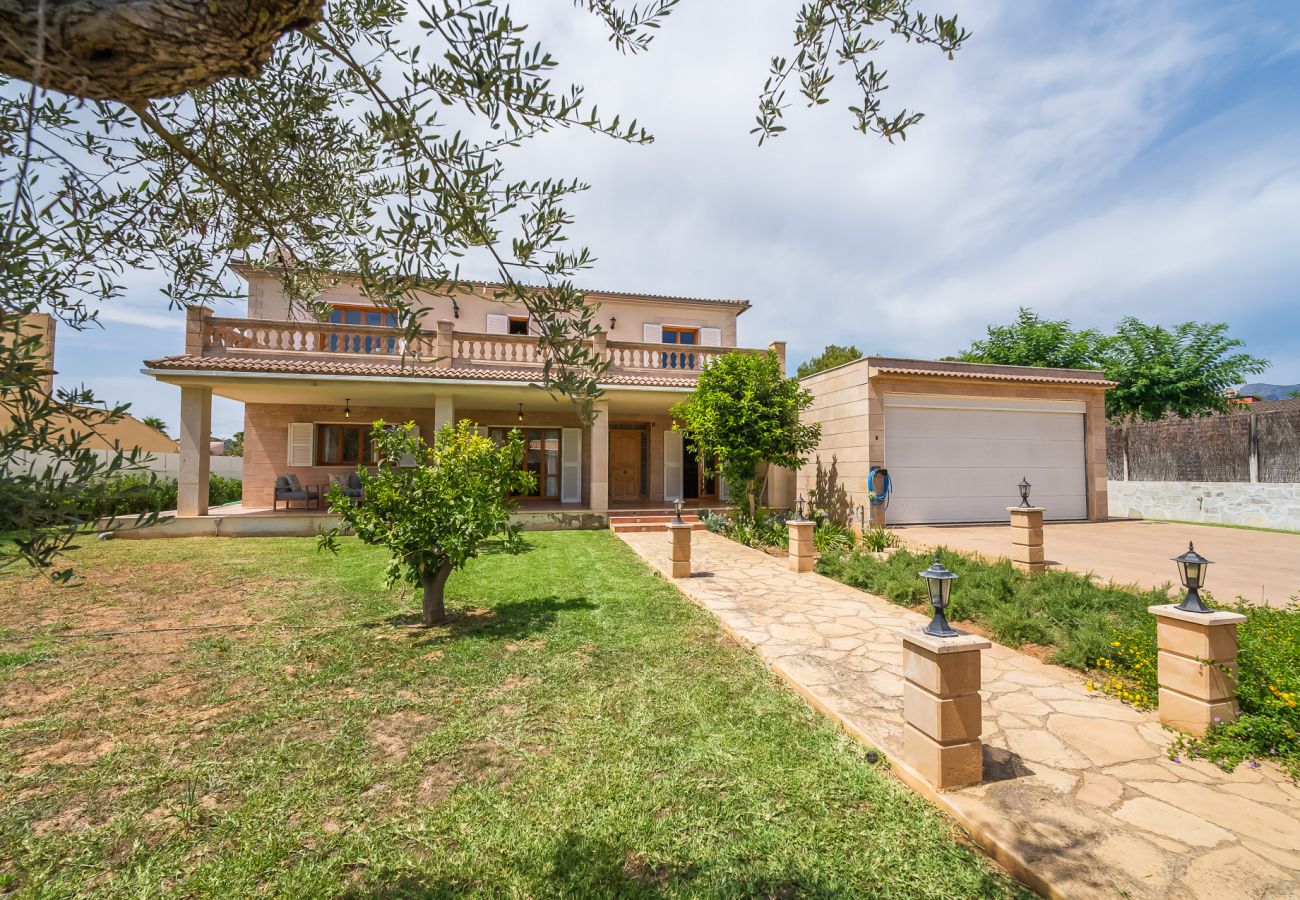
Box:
[273,474,320,511]
[328,472,365,503]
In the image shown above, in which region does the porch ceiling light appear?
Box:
[1018,476,1032,508]
[517,403,524,423]
[1173,542,1213,614]
[344,398,351,420]
[920,552,959,638]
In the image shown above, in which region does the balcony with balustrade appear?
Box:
[180,308,775,385]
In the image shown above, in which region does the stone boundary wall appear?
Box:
[10,449,243,480]
[1108,480,1300,531]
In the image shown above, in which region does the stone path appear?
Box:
[619,530,1300,899]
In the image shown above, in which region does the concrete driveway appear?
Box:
[893,519,1300,607]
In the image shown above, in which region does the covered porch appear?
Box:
[143,367,786,530]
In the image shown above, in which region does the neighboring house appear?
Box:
[5,313,179,455]
[799,357,1113,525]
[143,264,782,519]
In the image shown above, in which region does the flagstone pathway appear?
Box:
[619,530,1300,899]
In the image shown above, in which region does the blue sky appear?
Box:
[54,0,1300,438]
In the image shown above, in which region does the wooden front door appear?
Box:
[610,429,643,501]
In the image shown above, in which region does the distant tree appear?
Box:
[1101,318,1269,422]
[140,416,168,434]
[957,308,1102,370]
[671,351,821,521]
[225,431,244,458]
[1289,390,1300,399]
[318,421,532,625]
[959,310,1268,422]
[797,344,863,378]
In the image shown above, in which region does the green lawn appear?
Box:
[0,532,1024,897]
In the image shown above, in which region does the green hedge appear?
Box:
[85,473,242,518]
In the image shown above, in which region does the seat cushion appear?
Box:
[285,473,304,492]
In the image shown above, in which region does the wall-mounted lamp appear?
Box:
[452,298,460,319]
[344,398,351,420]
[609,315,617,330]
[517,403,524,423]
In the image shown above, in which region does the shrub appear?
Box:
[83,473,243,518]
[813,519,854,556]
[860,525,898,552]
[817,546,1300,778]
[698,507,791,550]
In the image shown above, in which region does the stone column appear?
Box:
[1150,604,1247,736]
[667,522,692,578]
[788,519,814,573]
[592,327,607,364]
[434,394,455,431]
[590,399,609,512]
[767,340,787,375]
[435,319,454,369]
[177,385,213,517]
[184,305,212,356]
[901,629,990,791]
[1008,506,1045,574]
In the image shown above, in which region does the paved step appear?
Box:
[611,522,708,534]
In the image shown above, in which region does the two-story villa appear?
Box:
[142,263,789,530]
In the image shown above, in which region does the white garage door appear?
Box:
[884,394,1088,524]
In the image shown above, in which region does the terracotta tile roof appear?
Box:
[867,356,1116,387]
[142,355,698,388]
[229,261,750,311]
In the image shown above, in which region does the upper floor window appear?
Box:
[662,326,698,346]
[328,304,397,328]
[327,304,397,353]
[508,316,530,336]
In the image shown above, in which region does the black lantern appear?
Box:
[517,403,524,423]
[673,497,685,525]
[795,494,807,522]
[344,398,351,420]
[1173,542,1213,613]
[919,552,960,638]
[1018,476,1031,508]
[610,315,617,330]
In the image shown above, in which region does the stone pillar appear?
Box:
[1150,604,1247,736]
[788,519,814,573]
[178,385,212,517]
[434,394,455,431]
[435,320,454,369]
[901,629,990,791]
[184,305,212,356]
[767,340,787,375]
[590,399,609,512]
[667,522,692,578]
[1008,506,1045,573]
[592,328,607,363]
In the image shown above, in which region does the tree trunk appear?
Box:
[0,0,323,103]
[418,559,453,626]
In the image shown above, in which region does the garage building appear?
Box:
[797,357,1113,525]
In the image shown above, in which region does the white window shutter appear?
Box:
[485,314,509,334]
[700,327,722,347]
[663,430,684,501]
[400,424,420,467]
[476,425,489,438]
[288,423,314,466]
[643,323,662,344]
[560,427,582,503]
[720,476,731,502]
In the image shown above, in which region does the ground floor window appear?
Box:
[317,423,375,465]
[489,427,561,499]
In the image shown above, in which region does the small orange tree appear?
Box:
[319,420,533,625]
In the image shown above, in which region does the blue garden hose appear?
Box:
[867,467,892,509]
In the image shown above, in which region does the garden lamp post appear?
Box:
[795,494,808,522]
[919,552,959,638]
[673,497,685,525]
[1173,542,1213,614]
[1018,476,1031,508]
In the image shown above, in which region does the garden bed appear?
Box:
[818,546,1300,778]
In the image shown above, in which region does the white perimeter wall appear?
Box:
[10,450,243,480]
[1108,480,1300,531]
